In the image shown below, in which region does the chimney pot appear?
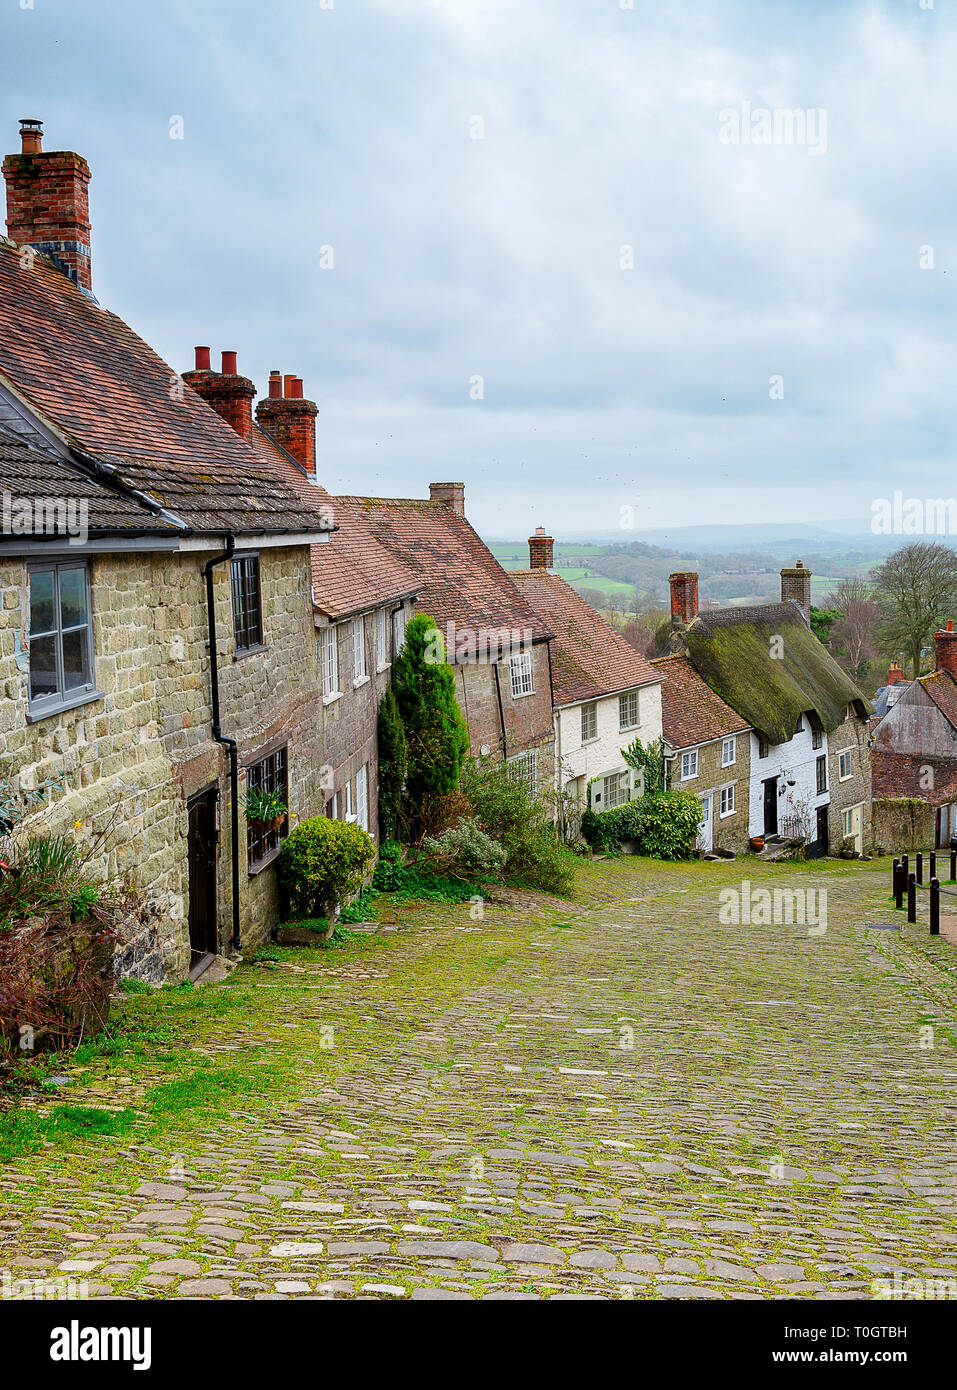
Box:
[429,482,465,517]
[291,377,304,399]
[268,370,282,399]
[283,374,296,399]
[221,350,238,376]
[255,378,319,477]
[19,118,43,154]
[669,571,699,626]
[194,345,211,371]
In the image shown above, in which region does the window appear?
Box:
[246,746,288,869]
[508,750,537,797]
[356,764,369,832]
[838,749,853,781]
[376,609,388,669]
[344,778,354,821]
[758,737,769,759]
[602,770,629,809]
[719,784,735,817]
[816,755,827,794]
[841,808,853,838]
[680,750,698,780]
[581,702,598,742]
[794,715,804,734]
[325,791,339,819]
[322,626,339,699]
[812,728,823,750]
[721,736,736,767]
[509,651,534,698]
[230,554,263,651]
[392,608,406,656]
[352,616,367,682]
[27,561,96,715]
[619,690,640,730]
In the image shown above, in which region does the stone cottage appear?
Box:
[509,528,662,831]
[0,119,335,980]
[348,484,556,798]
[665,566,872,855]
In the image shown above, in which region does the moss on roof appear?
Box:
[685,603,871,744]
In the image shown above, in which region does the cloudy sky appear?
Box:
[1,0,954,538]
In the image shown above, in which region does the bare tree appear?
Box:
[621,607,670,658]
[871,543,957,677]
[824,577,880,681]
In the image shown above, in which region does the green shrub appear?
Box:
[278,817,375,919]
[392,614,469,828]
[459,759,574,897]
[371,843,480,904]
[581,790,701,860]
[421,818,506,881]
[377,686,408,842]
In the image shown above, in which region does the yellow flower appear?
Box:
[74,819,83,831]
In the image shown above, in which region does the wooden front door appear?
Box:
[187,787,219,973]
[763,777,778,836]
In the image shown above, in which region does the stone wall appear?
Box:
[673,733,750,853]
[826,711,872,852]
[871,797,935,854]
[0,541,327,980]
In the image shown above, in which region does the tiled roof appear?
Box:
[340,497,552,641]
[871,750,957,806]
[918,668,957,732]
[510,569,659,705]
[651,654,749,750]
[685,603,871,744]
[248,428,421,620]
[0,241,332,537]
[0,428,178,537]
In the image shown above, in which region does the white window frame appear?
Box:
[619,689,640,731]
[322,626,340,701]
[581,701,598,743]
[721,736,736,767]
[26,559,98,719]
[680,749,698,781]
[352,616,367,683]
[356,764,369,832]
[376,609,388,671]
[719,783,735,817]
[509,651,534,698]
[508,749,537,797]
[838,749,853,782]
[392,607,406,656]
[344,778,355,822]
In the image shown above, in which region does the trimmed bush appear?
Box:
[459,759,574,897]
[392,614,469,827]
[581,790,702,860]
[278,817,375,920]
[376,686,407,843]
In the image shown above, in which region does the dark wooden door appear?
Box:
[187,787,219,971]
[763,777,778,836]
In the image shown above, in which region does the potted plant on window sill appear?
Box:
[242,786,287,834]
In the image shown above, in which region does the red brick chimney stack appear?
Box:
[429,483,465,516]
[887,662,904,686]
[669,571,699,626]
[3,118,94,292]
[781,560,812,626]
[528,527,554,570]
[255,371,318,476]
[182,347,256,442]
[934,621,957,678]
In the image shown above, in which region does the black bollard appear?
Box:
[908,871,917,924]
[917,851,924,885]
[930,878,940,936]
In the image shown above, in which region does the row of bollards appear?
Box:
[892,853,942,935]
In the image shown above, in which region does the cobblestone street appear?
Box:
[3,857,957,1301]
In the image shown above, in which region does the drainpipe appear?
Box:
[203,534,242,954]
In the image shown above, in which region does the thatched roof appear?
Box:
[684,603,871,745]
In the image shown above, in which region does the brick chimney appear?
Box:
[429,482,465,517]
[528,527,554,570]
[255,371,318,475]
[669,571,698,626]
[781,561,812,626]
[182,347,256,442]
[887,662,905,686]
[3,118,93,292]
[934,621,957,678]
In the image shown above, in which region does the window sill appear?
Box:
[619,725,639,734]
[323,690,343,707]
[376,661,391,674]
[233,643,269,663]
[248,844,282,876]
[344,813,357,824]
[27,687,104,724]
[353,674,370,690]
[719,810,736,819]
